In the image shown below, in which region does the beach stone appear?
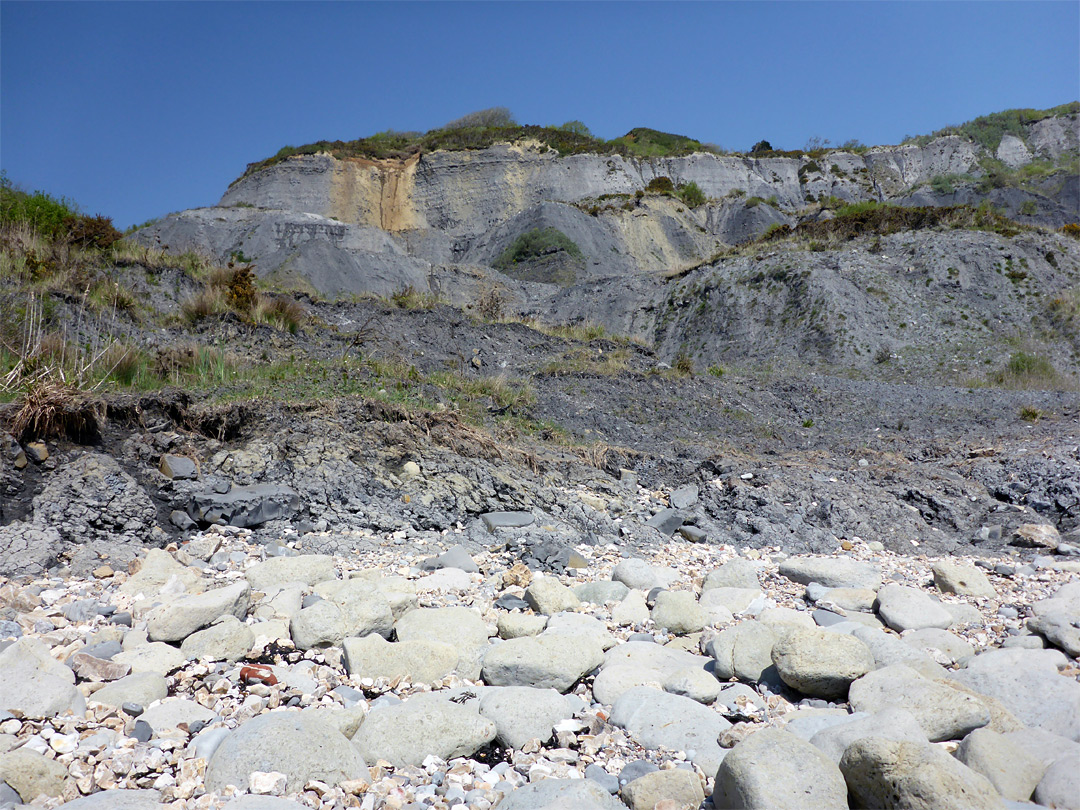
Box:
[810,707,927,762]
[544,612,617,650]
[1028,611,1080,658]
[524,577,581,615]
[932,560,996,598]
[481,511,534,531]
[574,581,629,604]
[146,580,251,643]
[206,711,369,793]
[707,621,777,683]
[698,587,762,616]
[421,544,478,573]
[760,606,817,632]
[1004,727,1080,768]
[497,613,548,639]
[594,641,711,704]
[224,797,308,809]
[497,778,623,809]
[112,642,186,676]
[702,558,760,591]
[944,601,983,627]
[90,672,168,709]
[621,768,704,810]
[651,590,707,635]
[669,484,699,509]
[903,628,975,666]
[1012,523,1060,549]
[246,555,336,591]
[289,599,343,650]
[817,587,877,612]
[119,548,204,599]
[0,747,70,802]
[875,583,955,632]
[715,728,848,810]
[181,615,254,662]
[353,697,496,767]
[301,705,366,740]
[771,628,875,699]
[140,697,217,735]
[955,727,1047,801]
[849,624,948,679]
[612,590,650,626]
[342,634,458,683]
[482,633,603,693]
[778,556,882,590]
[315,578,394,636]
[0,637,85,719]
[849,664,990,741]
[417,567,472,591]
[58,790,162,808]
[840,737,1005,810]
[68,652,129,682]
[645,507,684,535]
[159,454,198,480]
[394,606,492,680]
[1034,750,1080,810]
[610,686,730,775]
[478,687,573,749]
[612,558,674,591]
[663,666,722,704]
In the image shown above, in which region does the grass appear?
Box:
[538,347,632,377]
[493,228,582,271]
[1047,286,1080,338]
[989,351,1058,389]
[904,102,1079,151]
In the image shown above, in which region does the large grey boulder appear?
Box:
[0,637,85,719]
[955,727,1047,801]
[702,558,760,590]
[716,728,848,810]
[610,686,730,775]
[316,578,394,636]
[245,554,337,591]
[189,483,299,528]
[0,746,71,802]
[58,790,162,809]
[874,584,954,632]
[771,628,874,699]
[778,556,882,590]
[620,768,705,810]
[849,624,948,680]
[810,707,928,762]
[205,711,369,793]
[594,641,712,705]
[544,612,616,650]
[478,687,574,749]
[394,606,492,680]
[839,737,1005,810]
[1028,611,1080,658]
[524,577,581,615]
[181,615,255,662]
[650,590,707,635]
[708,621,777,683]
[342,634,458,683]
[496,778,624,809]
[699,587,761,617]
[1034,750,1080,810]
[146,580,251,642]
[111,642,186,675]
[119,548,204,599]
[0,521,61,579]
[482,633,603,693]
[849,664,990,741]
[573,581,629,604]
[352,696,496,767]
[611,558,675,591]
[932,560,996,598]
[90,671,168,709]
[902,628,975,666]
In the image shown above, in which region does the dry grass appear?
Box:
[539,347,632,377]
[8,379,104,442]
[253,295,307,333]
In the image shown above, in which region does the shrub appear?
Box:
[0,175,79,239]
[475,286,504,322]
[224,265,257,312]
[751,140,773,154]
[673,351,694,376]
[557,120,592,137]
[930,175,955,194]
[254,295,306,333]
[1019,201,1038,216]
[66,215,122,249]
[646,176,675,194]
[992,351,1057,388]
[493,228,582,269]
[677,181,706,208]
[388,285,439,310]
[443,107,516,130]
[1061,223,1080,239]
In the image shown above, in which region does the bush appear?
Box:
[493,228,582,269]
[678,181,706,208]
[1061,223,1080,239]
[443,107,516,130]
[254,295,306,333]
[0,175,79,239]
[751,140,773,154]
[930,175,955,194]
[557,120,592,137]
[991,351,1057,387]
[646,176,675,194]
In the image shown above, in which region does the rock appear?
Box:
[645,508,684,535]
[111,642,187,676]
[0,521,62,579]
[902,628,975,666]
[702,559,760,590]
[1028,612,1080,658]
[610,686,731,775]
[840,737,1005,810]
[159,454,198,480]
[205,711,369,793]
[353,697,496,767]
[301,705,366,740]
[69,652,130,681]
[481,511,534,531]
[874,583,955,632]
[595,641,712,704]
[171,510,197,530]
[394,606,492,680]
[140,697,217,735]
[759,606,818,632]
[482,633,603,693]
[342,634,458,682]
[544,612,617,650]
[778,556,882,590]
[314,578,394,638]
[119,548,204,599]
[189,483,299,528]
[771,628,875,699]
[848,624,948,680]
[621,768,704,810]
[715,728,848,810]
[699,587,762,616]
[650,590,707,635]
[1034,750,1080,810]
[146,580,251,642]
[611,590,650,626]
[669,484,699,509]
[497,778,624,809]
[574,581,629,604]
[57,790,162,808]
[524,577,581,615]
[932,560,996,598]
[478,687,574,749]
[612,558,674,591]
[678,525,708,543]
[810,707,927,762]
[497,613,548,639]
[0,637,85,719]
[849,664,990,741]
[422,544,479,573]
[181,615,255,662]
[245,554,337,591]
[1012,523,1060,549]
[89,672,168,709]
[0,747,70,802]
[708,621,777,683]
[952,648,1080,740]
[289,599,343,649]
[662,666,722,704]
[817,587,877,612]
[24,441,47,462]
[223,797,309,810]
[955,728,1047,801]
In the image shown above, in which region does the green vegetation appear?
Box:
[677,181,706,208]
[904,102,1079,151]
[2,174,122,249]
[646,176,675,194]
[493,228,582,270]
[990,351,1058,388]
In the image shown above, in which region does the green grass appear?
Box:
[904,102,1079,151]
[493,228,582,270]
[989,351,1058,389]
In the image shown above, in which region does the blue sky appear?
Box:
[2,1,1078,229]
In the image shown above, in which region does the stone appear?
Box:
[313,578,394,639]
[205,711,369,793]
[159,454,198,480]
[544,612,617,650]
[0,637,85,719]
[849,664,990,741]
[840,737,1005,810]
[90,672,168,709]
[497,778,624,809]
[612,558,674,591]
[1012,523,1060,549]
[248,770,288,796]
[24,441,47,462]
[759,606,817,632]
[141,698,217,735]
[478,687,574,749]
[1034,750,1080,810]
[289,599,343,650]
[245,554,337,591]
[708,621,777,683]
[771,628,875,699]
[111,642,187,676]
[394,606,492,680]
[715,728,848,810]
[146,580,252,642]
[594,641,712,705]
[573,581,629,604]
[699,587,762,617]
[1028,611,1080,658]
[810,707,928,762]
[610,686,731,775]
[943,601,983,627]
[301,705,366,739]
[481,511,534,531]
[342,634,458,683]
[224,797,308,810]
[621,768,704,810]
[645,507,684,535]
[353,697,496,767]
[0,521,62,579]
[118,548,204,599]
[69,652,130,681]
[818,587,877,612]
[932,560,996,598]
[955,727,1047,801]
[778,556,882,590]
[497,613,548,639]
[669,484,699,509]
[0,747,70,802]
[678,525,708,543]
[902,628,975,666]
[422,544,479,573]
[524,576,581,615]
[875,583,955,632]
[482,633,603,693]
[702,559,760,590]
[171,510,197,530]
[611,590,650,626]
[848,624,948,680]
[650,590,707,635]
[190,483,299,528]
[57,790,162,809]
[663,666,722,704]
[181,615,255,662]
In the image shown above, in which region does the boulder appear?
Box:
[612,558,675,591]
[771,628,874,699]
[524,577,581,615]
[111,642,186,676]
[159,454,198,480]
[702,559,760,591]
[620,768,704,810]
[0,747,71,802]
[1034,750,1080,810]
[955,727,1047,801]
[902,628,975,666]
[482,633,603,693]
[352,696,496,767]
[610,686,730,775]
[663,666,722,705]
[0,637,85,719]
[146,581,251,642]
[394,606,492,680]
[1012,523,1060,549]
[849,624,948,680]
[245,555,337,591]
[544,612,617,650]
[0,521,61,579]
[932,560,996,598]
[497,778,624,809]
[90,672,168,709]
[189,483,299,528]
[119,548,204,599]
[708,621,777,683]
[58,790,162,809]
[574,581,629,604]
[1028,611,1080,658]
[497,613,548,639]
[478,687,574,749]
[650,590,707,635]
[342,634,458,683]
[697,587,762,616]
[778,556,882,590]
[874,583,955,632]
[810,707,928,762]
[595,641,712,705]
[611,590,650,626]
[181,615,255,662]
[140,697,217,735]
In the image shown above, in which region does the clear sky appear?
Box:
[2,1,1078,229]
